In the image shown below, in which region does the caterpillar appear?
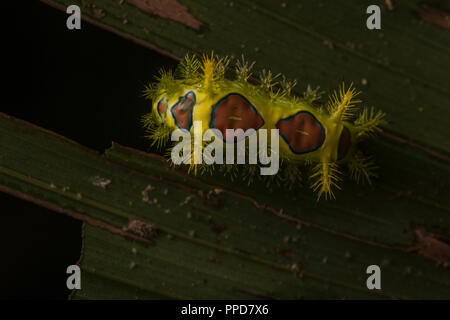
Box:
[142,53,386,200]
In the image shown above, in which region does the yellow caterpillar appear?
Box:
[142,53,386,200]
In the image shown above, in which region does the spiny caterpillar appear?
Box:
[142,53,386,200]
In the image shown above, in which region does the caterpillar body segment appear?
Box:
[143,53,386,200]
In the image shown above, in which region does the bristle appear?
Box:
[177,53,201,82]
[310,162,342,200]
[220,164,240,182]
[354,107,386,139]
[142,112,172,149]
[142,83,159,101]
[242,164,260,185]
[200,52,230,91]
[187,162,199,175]
[198,162,216,176]
[156,69,182,98]
[303,85,323,105]
[348,152,378,184]
[259,69,281,92]
[280,76,297,95]
[235,55,255,83]
[281,160,302,187]
[327,83,361,121]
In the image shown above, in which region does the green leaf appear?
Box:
[1,112,449,299]
[6,0,450,299]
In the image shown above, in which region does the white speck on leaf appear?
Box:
[141,184,155,203]
[89,176,111,189]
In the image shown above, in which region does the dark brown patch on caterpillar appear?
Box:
[276,111,325,154]
[157,100,168,116]
[171,91,195,130]
[338,126,351,160]
[210,93,264,142]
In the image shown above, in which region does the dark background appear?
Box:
[1,1,177,299]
